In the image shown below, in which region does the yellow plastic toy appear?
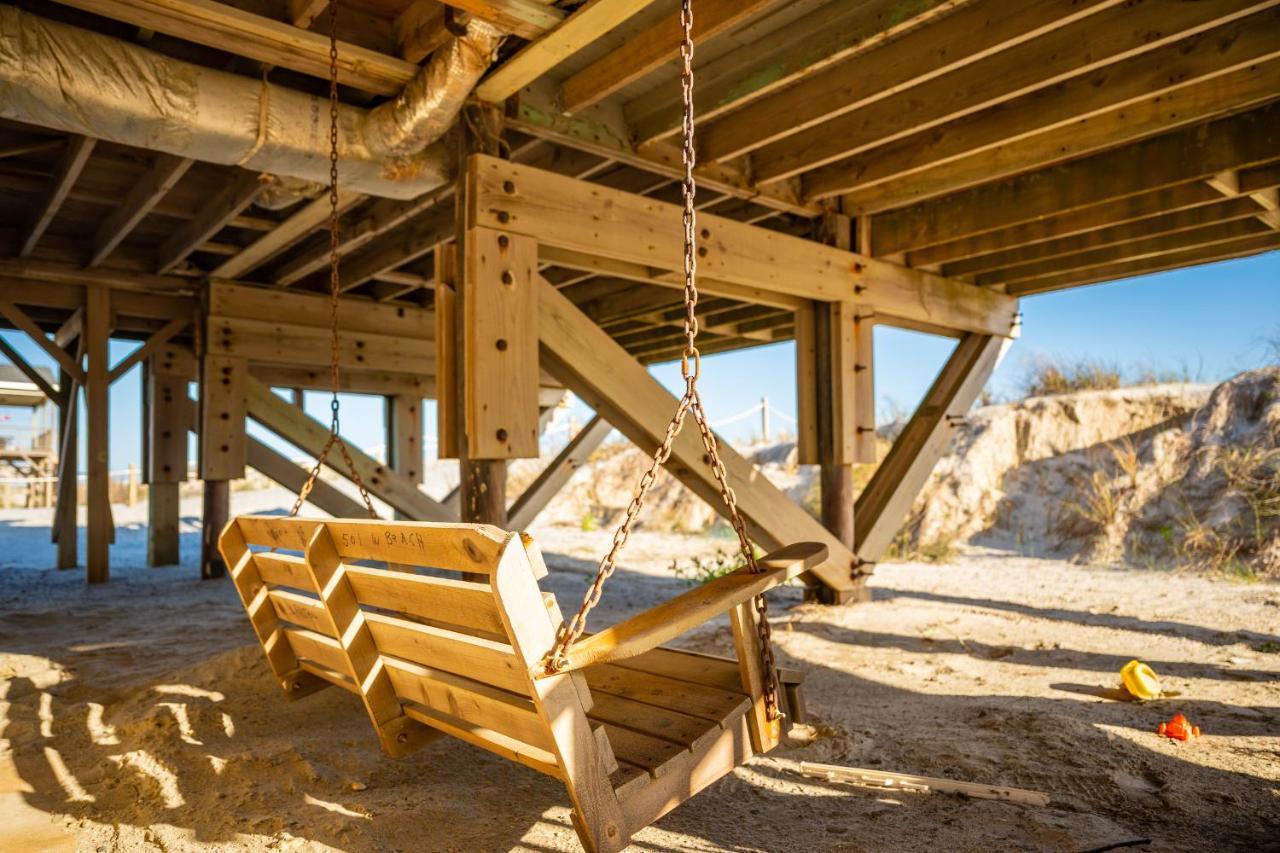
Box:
[1120,660,1161,700]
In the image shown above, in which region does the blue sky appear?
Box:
[1,251,1276,473]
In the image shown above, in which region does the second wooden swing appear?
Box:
[221,3,825,850]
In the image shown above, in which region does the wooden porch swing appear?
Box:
[220,3,824,850]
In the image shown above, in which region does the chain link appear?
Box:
[544,0,781,725]
[289,0,377,521]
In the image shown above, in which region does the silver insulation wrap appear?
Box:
[363,18,504,158]
[0,5,499,199]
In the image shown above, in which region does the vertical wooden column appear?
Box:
[442,104,539,527]
[52,364,78,570]
[796,211,868,602]
[198,350,247,579]
[145,346,193,566]
[386,395,423,520]
[84,286,110,583]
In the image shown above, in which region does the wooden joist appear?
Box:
[90,154,194,267]
[156,171,267,273]
[48,0,419,95]
[505,80,814,217]
[536,275,860,599]
[872,102,1280,256]
[626,0,959,144]
[560,0,775,114]
[212,190,364,281]
[468,155,1018,337]
[475,0,664,103]
[756,0,1273,185]
[22,135,96,257]
[1008,230,1280,295]
[833,57,1280,210]
[440,0,564,39]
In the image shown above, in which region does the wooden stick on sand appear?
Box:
[798,761,1051,806]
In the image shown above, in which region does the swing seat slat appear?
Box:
[221,515,815,852]
[550,541,826,674]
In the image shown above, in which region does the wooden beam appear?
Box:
[508,414,611,530]
[90,154,194,267]
[1008,230,1280,295]
[288,0,328,28]
[0,336,60,402]
[475,0,663,103]
[872,102,1280,256]
[212,190,364,280]
[49,0,419,95]
[274,187,452,286]
[506,80,814,217]
[22,136,96,257]
[831,57,1280,209]
[753,0,1273,184]
[157,171,267,273]
[855,333,1007,563]
[561,0,773,114]
[108,314,191,383]
[626,0,958,145]
[698,0,1123,164]
[85,285,111,583]
[536,275,859,599]
[244,376,453,521]
[246,436,368,518]
[338,206,454,291]
[394,0,451,63]
[440,0,563,39]
[249,364,434,397]
[904,182,1230,268]
[0,301,85,383]
[468,155,1018,336]
[942,196,1269,278]
[977,218,1273,287]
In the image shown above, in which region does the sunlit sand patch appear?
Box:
[109,750,186,809]
[220,712,235,738]
[303,793,370,819]
[158,703,203,745]
[207,755,227,775]
[38,692,53,738]
[153,684,225,702]
[85,702,120,745]
[43,747,94,803]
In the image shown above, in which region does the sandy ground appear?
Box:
[0,488,1277,852]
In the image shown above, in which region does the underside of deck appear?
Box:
[0,0,1274,594]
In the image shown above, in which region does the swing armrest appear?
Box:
[545,542,827,676]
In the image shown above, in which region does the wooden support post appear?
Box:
[53,364,78,570]
[202,479,230,579]
[144,348,193,566]
[199,350,246,579]
[451,109,531,529]
[84,286,110,583]
[855,333,1007,563]
[387,395,423,519]
[852,311,876,464]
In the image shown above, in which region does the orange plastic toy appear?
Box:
[1157,713,1201,741]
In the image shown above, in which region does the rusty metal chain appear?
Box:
[545,0,781,724]
[289,0,377,521]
